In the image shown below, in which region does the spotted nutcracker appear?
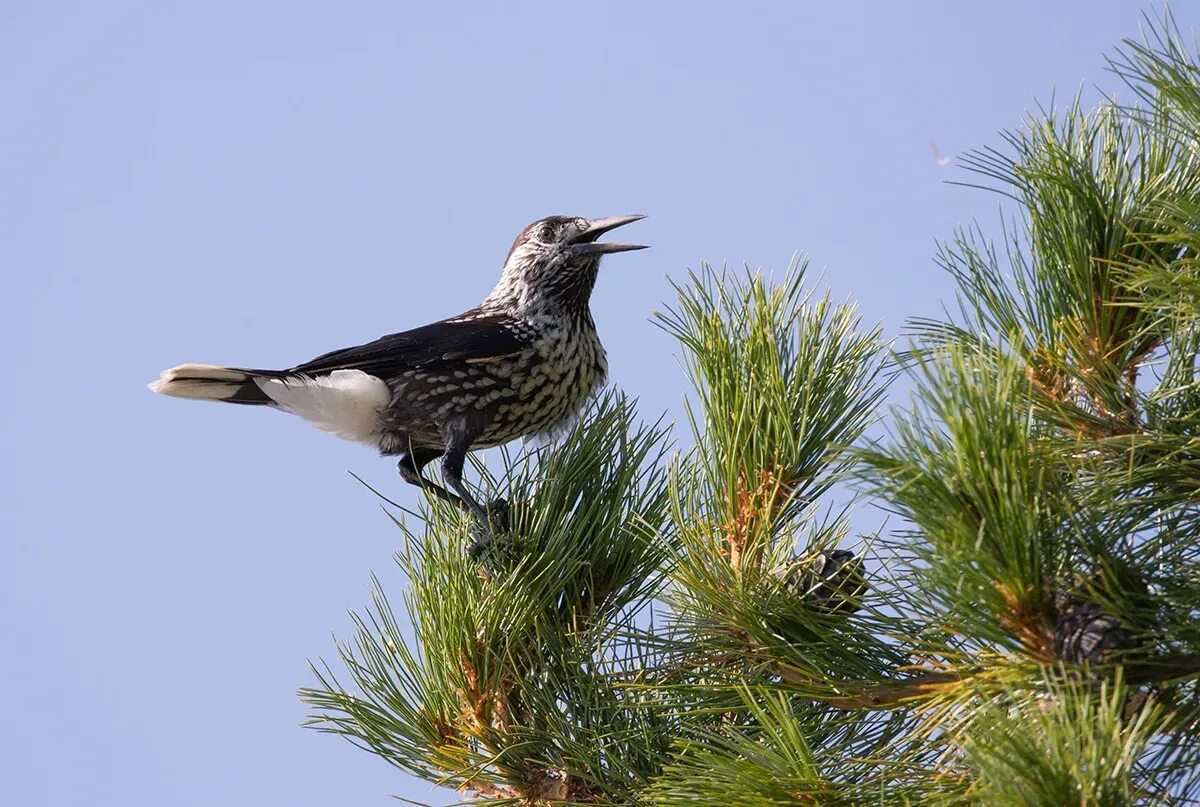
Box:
[149,215,646,536]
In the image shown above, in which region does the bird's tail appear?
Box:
[148,363,273,405]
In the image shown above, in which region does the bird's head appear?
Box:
[487,215,646,313]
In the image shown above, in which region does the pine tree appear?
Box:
[301,13,1200,805]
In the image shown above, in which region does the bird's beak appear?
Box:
[569,214,648,255]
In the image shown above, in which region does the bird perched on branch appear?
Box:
[149,214,646,540]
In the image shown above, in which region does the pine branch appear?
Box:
[302,10,1200,804]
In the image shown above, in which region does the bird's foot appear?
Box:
[467,498,512,560]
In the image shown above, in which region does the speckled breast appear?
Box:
[477,315,607,446]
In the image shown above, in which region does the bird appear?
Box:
[149,214,646,539]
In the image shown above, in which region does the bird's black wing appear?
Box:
[289,311,534,378]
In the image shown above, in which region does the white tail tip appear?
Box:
[149,363,251,400]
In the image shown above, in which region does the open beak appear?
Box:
[569,214,648,256]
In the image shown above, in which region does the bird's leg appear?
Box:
[440,435,488,523]
[442,419,509,554]
[396,448,464,507]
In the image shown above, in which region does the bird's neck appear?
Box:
[482,287,592,324]
[482,260,597,322]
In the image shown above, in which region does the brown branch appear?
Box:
[994,582,1056,660]
[775,665,965,710]
[772,652,1200,713]
[457,777,517,799]
[1126,653,1200,687]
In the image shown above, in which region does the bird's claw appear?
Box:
[467,498,512,559]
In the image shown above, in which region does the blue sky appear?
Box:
[1,2,1185,804]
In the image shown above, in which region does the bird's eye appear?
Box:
[538,225,554,241]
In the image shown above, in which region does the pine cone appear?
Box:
[771,549,867,614]
[1051,600,1136,664]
